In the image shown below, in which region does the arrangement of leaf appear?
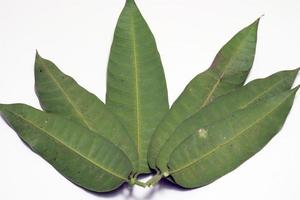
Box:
[0,0,298,193]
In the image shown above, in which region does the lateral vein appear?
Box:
[170,94,289,174]
[10,111,128,181]
[40,60,93,131]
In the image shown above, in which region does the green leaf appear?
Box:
[167,87,299,188]
[0,104,132,192]
[106,0,169,174]
[34,53,138,172]
[148,18,260,169]
[156,68,299,173]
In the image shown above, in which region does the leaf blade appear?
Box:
[106,0,169,173]
[168,88,298,188]
[34,53,138,172]
[0,104,132,192]
[148,18,260,169]
[156,68,299,172]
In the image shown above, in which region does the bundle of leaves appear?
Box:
[0,0,299,192]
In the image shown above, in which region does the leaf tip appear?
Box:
[34,50,46,71]
[35,50,41,59]
[293,85,300,92]
[244,16,262,34]
[259,14,265,19]
[288,67,300,84]
[253,15,264,26]
[290,67,300,77]
[289,85,300,99]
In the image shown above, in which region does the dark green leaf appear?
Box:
[106,0,169,174]
[148,18,260,169]
[34,53,138,172]
[168,87,298,188]
[156,68,299,173]
[0,104,132,192]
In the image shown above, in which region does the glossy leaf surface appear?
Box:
[156,68,299,172]
[168,88,298,188]
[106,0,169,173]
[148,18,260,169]
[0,104,132,192]
[34,53,138,172]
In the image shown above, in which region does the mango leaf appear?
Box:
[167,87,299,188]
[156,68,299,173]
[148,18,260,169]
[34,53,138,172]
[106,0,169,174]
[0,104,132,192]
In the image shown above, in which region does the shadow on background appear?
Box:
[85,175,194,200]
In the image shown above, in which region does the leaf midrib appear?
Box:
[39,60,94,131]
[170,93,290,174]
[130,13,141,166]
[39,60,138,167]
[9,111,128,181]
[159,74,289,167]
[240,77,288,109]
[200,31,254,109]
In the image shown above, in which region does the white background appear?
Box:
[0,0,299,199]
